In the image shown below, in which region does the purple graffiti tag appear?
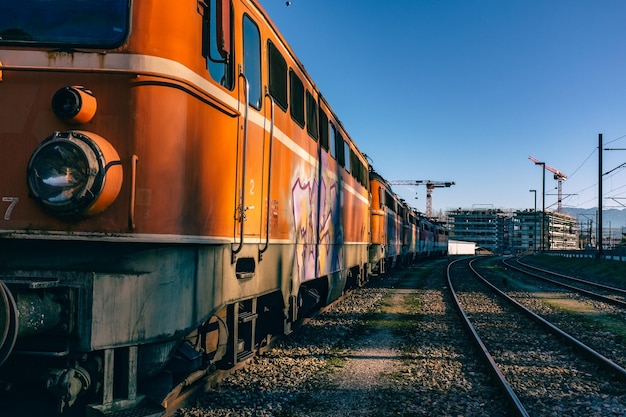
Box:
[292,177,317,282]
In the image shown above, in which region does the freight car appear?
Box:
[0,1,446,415]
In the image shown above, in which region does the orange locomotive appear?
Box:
[0,0,370,414]
[0,1,442,415]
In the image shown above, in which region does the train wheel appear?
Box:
[0,282,17,367]
[199,314,228,365]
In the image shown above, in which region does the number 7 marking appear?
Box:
[2,197,19,220]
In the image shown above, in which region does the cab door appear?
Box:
[233,12,265,247]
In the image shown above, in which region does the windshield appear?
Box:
[0,0,131,48]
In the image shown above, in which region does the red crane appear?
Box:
[529,156,568,212]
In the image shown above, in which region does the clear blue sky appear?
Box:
[259,0,626,214]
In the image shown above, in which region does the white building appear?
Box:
[448,239,477,255]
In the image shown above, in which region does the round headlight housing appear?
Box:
[51,86,97,124]
[27,131,123,217]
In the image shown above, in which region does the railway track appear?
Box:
[493,256,626,371]
[505,256,626,307]
[448,257,626,416]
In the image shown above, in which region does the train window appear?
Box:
[336,134,346,168]
[352,152,366,186]
[204,0,234,90]
[350,149,358,180]
[384,191,396,212]
[319,111,329,151]
[361,162,368,186]
[343,141,351,173]
[243,15,262,109]
[306,91,318,140]
[289,70,305,127]
[329,122,337,159]
[268,41,288,110]
[362,163,369,188]
[0,0,130,48]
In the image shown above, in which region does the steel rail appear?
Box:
[502,257,626,309]
[471,258,626,381]
[447,257,530,417]
[516,256,626,296]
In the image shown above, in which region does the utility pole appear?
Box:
[600,136,626,254]
[598,133,603,256]
[529,189,537,251]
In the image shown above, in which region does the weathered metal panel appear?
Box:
[90,250,197,348]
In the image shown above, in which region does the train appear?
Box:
[0,1,448,415]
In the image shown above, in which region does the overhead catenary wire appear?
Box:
[557,133,626,209]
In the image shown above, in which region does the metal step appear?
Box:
[236,350,254,363]
[86,397,164,417]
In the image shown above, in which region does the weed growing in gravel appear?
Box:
[363,311,418,336]
[326,354,346,369]
[549,307,626,345]
[403,293,423,314]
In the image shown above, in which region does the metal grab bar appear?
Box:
[232,72,249,262]
[128,154,139,230]
[259,91,275,260]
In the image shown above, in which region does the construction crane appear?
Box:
[528,156,568,212]
[388,180,455,217]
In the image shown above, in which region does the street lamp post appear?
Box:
[529,189,537,251]
[534,162,546,251]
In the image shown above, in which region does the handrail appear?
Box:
[259,90,274,260]
[128,154,139,230]
[231,72,249,262]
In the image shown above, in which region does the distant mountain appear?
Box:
[562,207,626,230]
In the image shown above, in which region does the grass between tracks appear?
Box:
[362,265,431,335]
[320,262,437,374]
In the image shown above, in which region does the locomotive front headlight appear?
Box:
[27,131,123,217]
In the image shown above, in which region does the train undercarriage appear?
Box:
[0,239,356,416]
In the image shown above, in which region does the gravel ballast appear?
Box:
[175,259,507,417]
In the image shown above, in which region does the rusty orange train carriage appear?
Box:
[369,171,448,277]
[0,1,446,415]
